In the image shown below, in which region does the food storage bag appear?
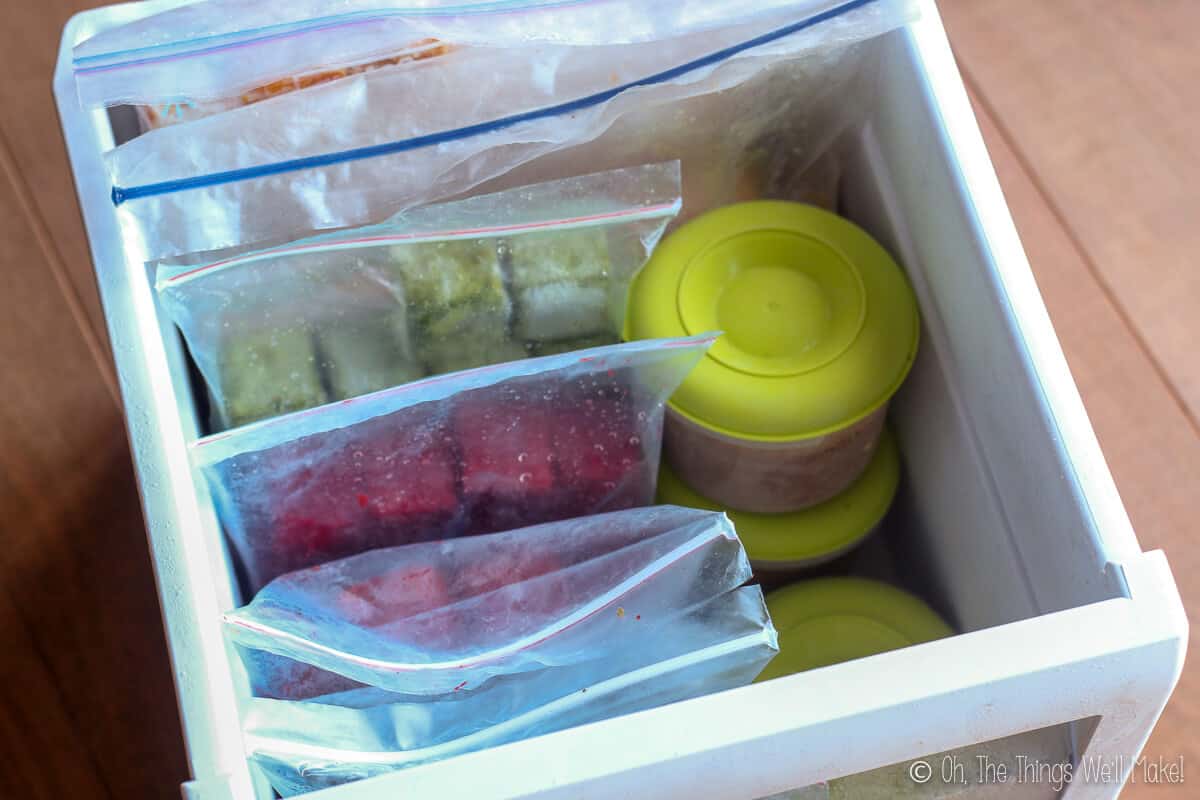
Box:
[225,506,757,694]
[92,0,917,260]
[194,335,712,591]
[155,162,680,430]
[241,585,776,795]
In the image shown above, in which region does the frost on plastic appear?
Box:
[75,0,876,110]
[245,586,775,795]
[103,0,918,259]
[155,163,681,430]
[221,506,776,795]
[193,335,712,592]
[224,506,753,693]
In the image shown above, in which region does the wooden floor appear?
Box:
[0,1,1194,797]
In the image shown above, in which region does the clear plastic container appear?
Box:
[657,429,900,572]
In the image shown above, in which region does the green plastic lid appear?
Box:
[656,430,900,568]
[625,202,919,441]
[756,577,952,681]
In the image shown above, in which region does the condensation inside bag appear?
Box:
[75,0,885,111]
[193,335,711,592]
[248,586,775,796]
[154,163,681,430]
[104,0,917,260]
[70,2,923,793]
[224,506,756,695]
[219,505,775,796]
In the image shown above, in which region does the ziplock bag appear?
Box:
[76,0,887,112]
[225,505,754,694]
[240,585,776,795]
[155,162,681,430]
[194,335,712,592]
[100,0,917,260]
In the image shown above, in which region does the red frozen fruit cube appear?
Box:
[334,562,451,628]
[249,410,457,587]
[455,549,570,637]
[260,435,374,574]
[454,400,567,535]
[358,433,459,521]
[455,402,557,495]
[548,397,650,511]
[451,548,563,600]
[270,476,370,577]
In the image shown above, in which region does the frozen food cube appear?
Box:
[334,562,451,628]
[219,327,328,427]
[388,240,511,334]
[357,428,460,527]
[266,411,460,580]
[270,465,372,576]
[422,297,511,343]
[316,315,425,401]
[507,229,615,342]
[546,397,651,512]
[513,283,611,342]
[452,398,570,536]
[450,549,563,600]
[455,548,570,625]
[506,228,611,291]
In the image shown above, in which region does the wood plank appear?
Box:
[948,28,1200,800]
[0,125,188,797]
[1,0,116,370]
[938,0,1200,425]
[0,582,111,800]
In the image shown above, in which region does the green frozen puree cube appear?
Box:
[514,282,611,342]
[422,293,511,342]
[423,337,529,376]
[507,228,611,291]
[316,316,425,401]
[529,334,619,357]
[388,239,511,330]
[220,327,327,427]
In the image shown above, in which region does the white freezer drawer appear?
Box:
[53,2,1186,799]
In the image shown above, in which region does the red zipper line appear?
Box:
[164,202,679,284]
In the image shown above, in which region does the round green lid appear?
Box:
[756,577,952,682]
[625,201,919,441]
[656,430,900,568]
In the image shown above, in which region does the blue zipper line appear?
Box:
[111,0,875,206]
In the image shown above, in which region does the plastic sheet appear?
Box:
[224,506,756,696]
[100,0,917,259]
[155,163,680,429]
[244,585,776,795]
[193,335,712,591]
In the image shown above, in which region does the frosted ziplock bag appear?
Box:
[155,162,680,430]
[224,506,756,695]
[102,0,916,260]
[194,335,712,592]
[75,0,883,113]
[241,585,776,796]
